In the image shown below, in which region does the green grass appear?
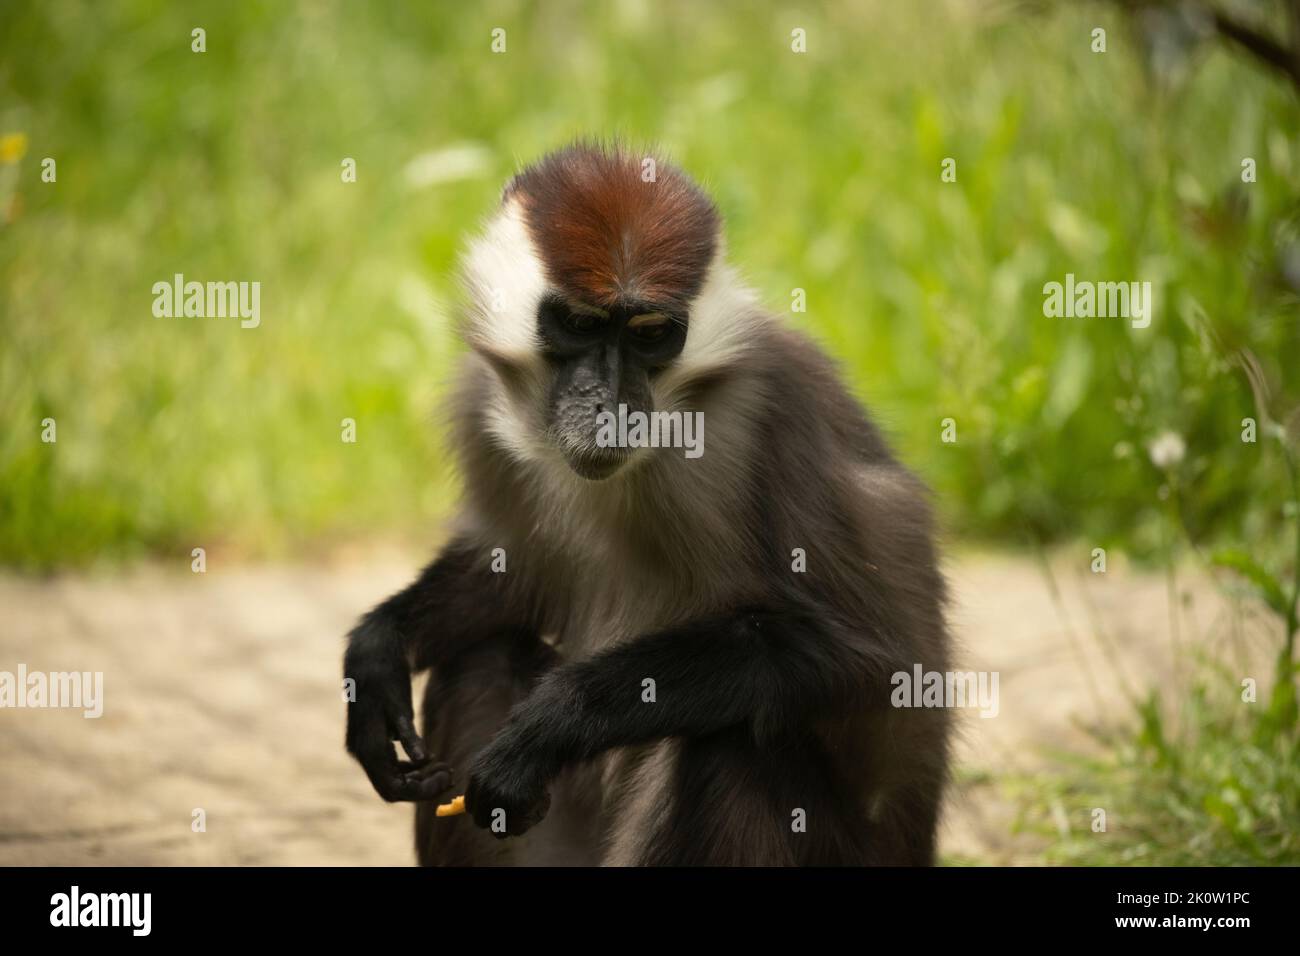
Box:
[2,0,1299,568]
[1013,676,1300,865]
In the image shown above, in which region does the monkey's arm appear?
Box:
[466,603,899,834]
[344,536,535,802]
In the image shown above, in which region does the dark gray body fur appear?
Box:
[415,319,951,866]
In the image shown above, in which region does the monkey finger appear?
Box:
[397,765,454,800]
[393,714,429,763]
[372,761,452,803]
[396,759,452,780]
[352,734,433,802]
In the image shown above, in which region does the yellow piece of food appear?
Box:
[435,794,466,817]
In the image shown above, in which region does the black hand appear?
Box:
[464,725,553,837]
[344,623,453,802]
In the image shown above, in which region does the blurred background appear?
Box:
[1,0,1297,865]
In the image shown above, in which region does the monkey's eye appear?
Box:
[561,304,609,335]
[627,313,671,342]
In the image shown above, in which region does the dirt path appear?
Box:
[0,548,1270,865]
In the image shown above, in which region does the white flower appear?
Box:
[1147,430,1186,469]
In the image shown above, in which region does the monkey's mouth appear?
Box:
[562,445,633,481]
[549,406,637,480]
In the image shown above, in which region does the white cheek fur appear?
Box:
[654,256,768,408]
[460,199,548,364]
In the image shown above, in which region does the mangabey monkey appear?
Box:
[344,143,951,866]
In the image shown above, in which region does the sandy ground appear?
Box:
[0,547,1274,865]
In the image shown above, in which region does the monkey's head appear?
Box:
[459,142,759,481]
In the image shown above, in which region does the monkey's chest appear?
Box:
[551,571,679,656]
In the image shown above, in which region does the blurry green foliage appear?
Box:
[1,0,1298,568]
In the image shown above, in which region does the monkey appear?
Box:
[343,142,952,866]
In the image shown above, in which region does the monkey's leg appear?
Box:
[415,638,539,866]
[416,637,601,866]
[862,779,945,866]
[605,719,949,865]
[606,727,873,866]
[856,707,951,865]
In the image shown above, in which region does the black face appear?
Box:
[537,292,687,480]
